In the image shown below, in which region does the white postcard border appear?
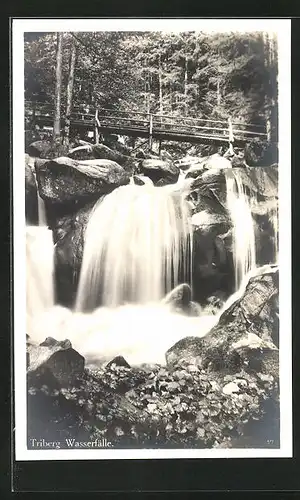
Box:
[13,18,292,461]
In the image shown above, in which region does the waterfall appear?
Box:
[26,226,55,321]
[37,192,47,227]
[225,169,256,291]
[26,156,55,333]
[75,183,193,311]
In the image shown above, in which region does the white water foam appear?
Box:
[26,226,55,325]
[75,183,193,311]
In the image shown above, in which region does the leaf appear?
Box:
[166,381,180,392]
[196,427,205,439]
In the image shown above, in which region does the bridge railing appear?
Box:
[24,101,268,141]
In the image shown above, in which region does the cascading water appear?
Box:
[26,155,55,332]
[37,192,47,227]
[26,160,279,366]
[26,226,55,319]
[225,169,257,291]
[75,183,193,311]
[225,168,279,291]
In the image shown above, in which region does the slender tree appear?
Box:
[53,32,63,143]
[63,37,77,146]
[184,57,188,116]
[158,52,163,116]
[263,31,278,143]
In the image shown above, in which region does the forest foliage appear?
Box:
[24,30,278,129]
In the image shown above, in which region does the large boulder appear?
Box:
[139,158,180,185]
[27,337,85,387]
[35,157,131,204]
[69,143,135,172]
[185,154,232,179]
[166,266,279,373]
[27,140,53,158]
[67,144,95,161]
[27,140,69,159]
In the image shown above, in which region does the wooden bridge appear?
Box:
[25,101,268,148]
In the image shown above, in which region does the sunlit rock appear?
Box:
[139,158,180,185]
[35,156,131,204]
[166,266,279,374]
[27,337,85,386]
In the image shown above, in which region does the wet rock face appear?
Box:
[190,167,230,216]
[35,157,131,204]
[189,165,278,220]
[53,201,95,308]
[162,284,202,316]
[188,166,278,303]
[162,283,192,308]
[192,229,234,304]
[139,158,180,185]
[166,266,279,373]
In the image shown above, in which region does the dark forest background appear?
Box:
[24,31,278,132]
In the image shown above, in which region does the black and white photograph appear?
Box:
[13,18,292,460]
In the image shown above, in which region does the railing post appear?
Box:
[149,113,153,150]
[228,117,234,154]
[266,118,271,143]
[94,109,100,144]
[31,102,36,128]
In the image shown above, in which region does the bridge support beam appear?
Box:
[149,113,153,150]
[94,110,100,144]
[94,125,99,144]
[228,117,234,155]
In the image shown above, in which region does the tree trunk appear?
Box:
[146,71,151,114]
[184,57,188,116]
[63,38,76,146]
[53,32,63,143]
[158,53,163,115]
[217,79,221,107]
[263,32,277,143]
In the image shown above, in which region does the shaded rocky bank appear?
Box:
[27,267,279,449]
